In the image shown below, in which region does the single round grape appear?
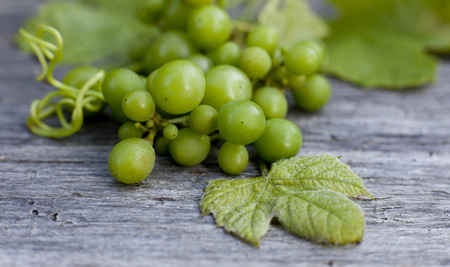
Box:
[122,90,156,122]
[189,105,218,135]
[251,86,288,119]
[187,5,232,50]
[239,47,272,79]
[291,74,332,112]
[285,42,321,75]
[148,60,205,114]
[63,66,105,117]
[202,65,252,111]
[246,26,279,54]
[217,100,266,145]
[108,138,155,184]
[254,118,302,163]
[155,136,170,155]
[299,40,326,65]
[182,0,212,6]
[218,142,248,175]
[187,54,213,73]
[137,0,164,23]
[111,107,132,124]
[169,128,211,166]
[143,31,196,73]
[118,122,143,140]
[102,69,145,108]
[207,41,241,66]
[163,124,179,140]
[162,0,194,30]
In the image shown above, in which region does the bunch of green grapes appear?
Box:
[56,0,332,183]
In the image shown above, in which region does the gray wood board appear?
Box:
[0,0,449,266]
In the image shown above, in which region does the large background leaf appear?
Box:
[258,0,328,48]
[16,0,158,66]
[325,0,450,89]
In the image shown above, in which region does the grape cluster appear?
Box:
[60,0,333,184]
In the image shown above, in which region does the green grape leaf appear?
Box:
[258,0,328,48]
[201,155,371,246]
[16,0,159,66]
[325,0,450,89]
[269,155,373,198]
[274,190,365,245]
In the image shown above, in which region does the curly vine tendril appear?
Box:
[20,25,105,138]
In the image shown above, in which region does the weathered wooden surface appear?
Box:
[0,1,449,266]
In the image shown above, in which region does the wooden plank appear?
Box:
[0,0,449,266]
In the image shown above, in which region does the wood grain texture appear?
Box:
[0,0,449,266]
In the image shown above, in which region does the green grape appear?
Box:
[207,41,241,66]
[137,0,164,23]
[111,107,131,124]
[146,68,159,86]
[218,142,248,175]
[287,74,306,90]
[271,66,289,87]
[163,124,179,140]
[182,0,212,6]
[291,74,332,112]
[187,54,213,73]
[251,86,287,119]
[63,66,105,117]
[246,26,279,54]
[239,47,272,79]
[285,42,321,75]
[272,47,284,67]
[217,100,266,145]
[122,90,156,122]
[189,105,218,135]
[155,136,170,155]
[169,128,210,166]
[146,119,155,128]
[155,106,183,119]
[143,31,196,73]
[299,40,326,65]
[162,0,194,30]
[63,66,101,89]
[187,5,232,50]
[254,118,302,163]
[148,60,205,114]
[202,65,252,111]
[108,138,155,184]
[139,75,148,87]
[118,122,143,140]
[102,68,145,108]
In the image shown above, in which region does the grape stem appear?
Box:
[258,157,270,177]
[20,25,105,138]
[144,127,158,146]
[208,133,220,142]
[151,112,189,128]
[167,115,189,126]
